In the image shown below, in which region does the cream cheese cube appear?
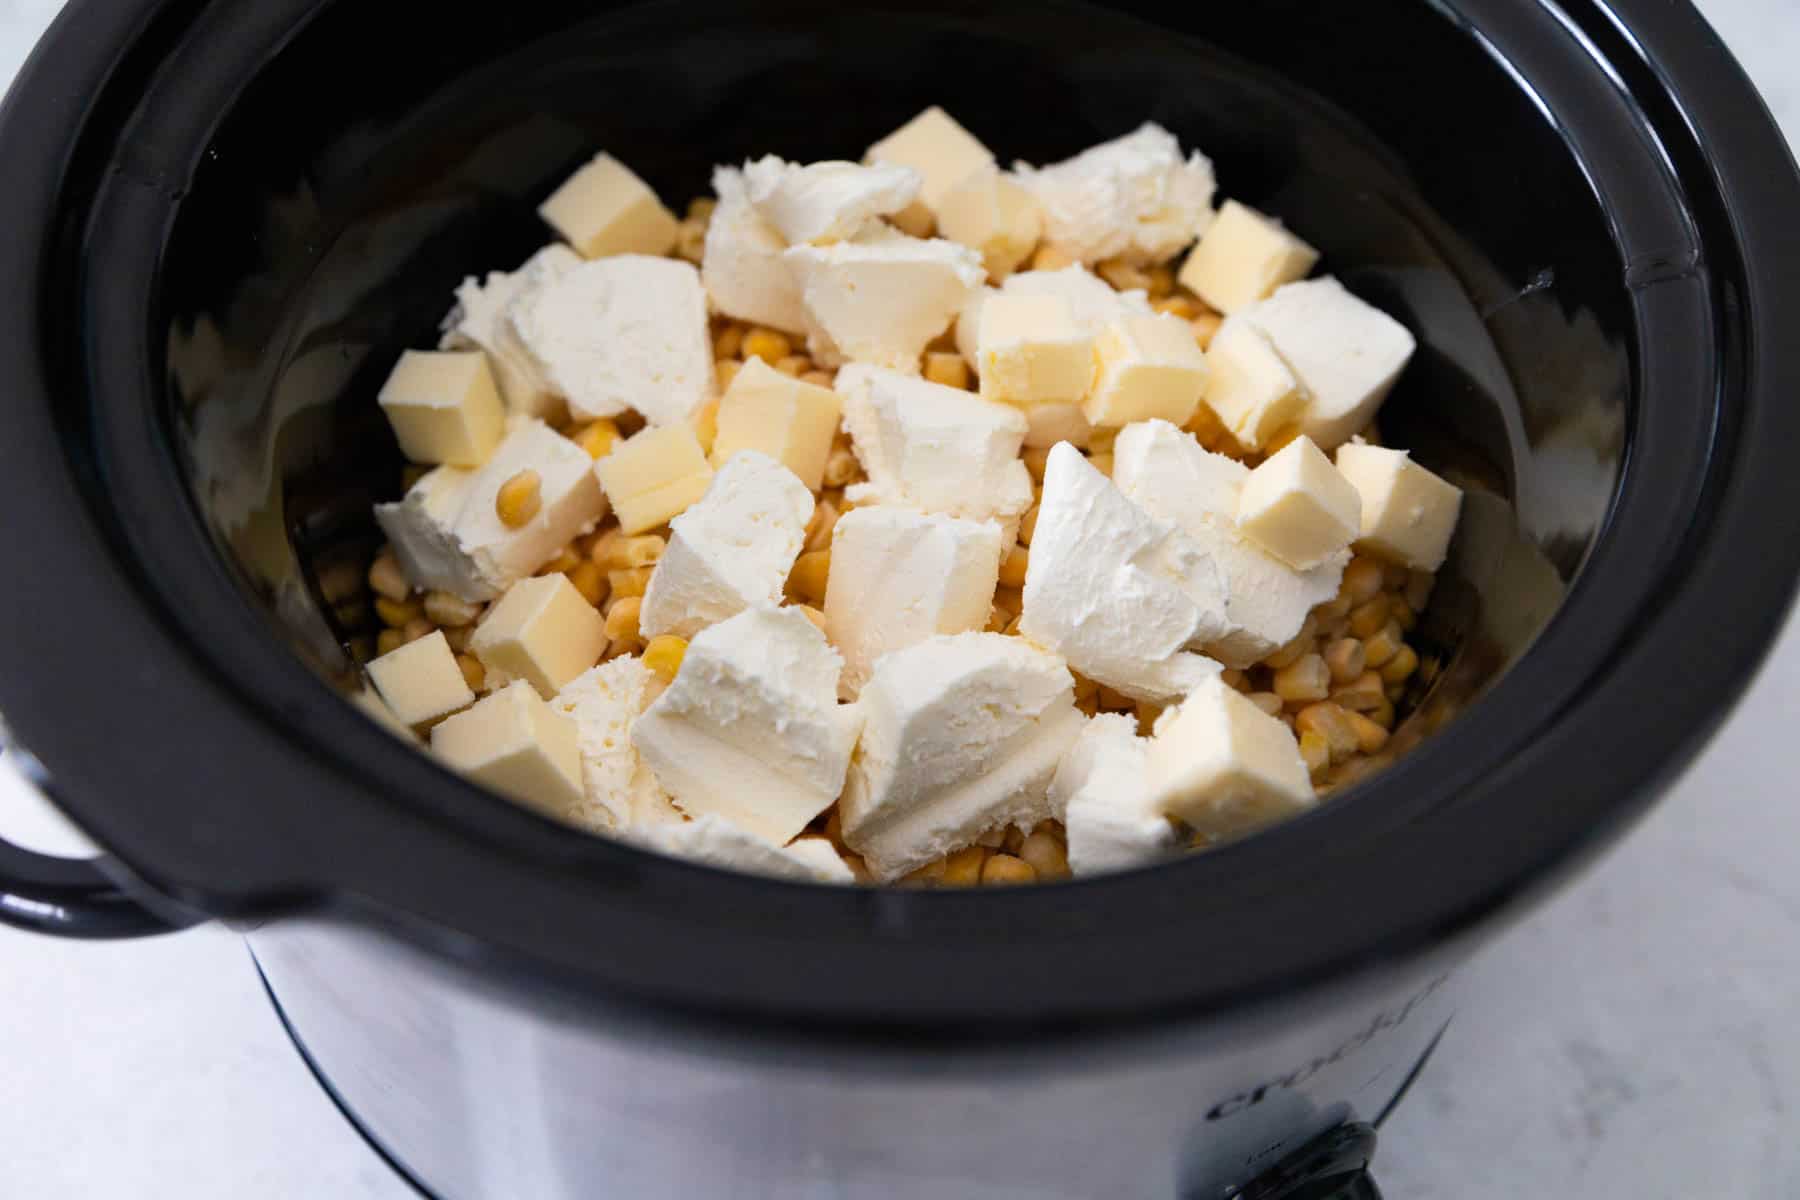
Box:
[936,165,1042,280]
[977,293,1094,409]
[1235,436,1360,570]
[539,152,678,259]
[1201,317,1308,451]
[1048,713,1177,875]
[366,630,475,730]
[784,226,984,371]
[431,680,585,819]
[441,244,582,420]
[823,507,1004,699]
[377,350,505,467]
[701,165,809,333]
[840,633,1081,880]
[646,816,855,883]
[1014,123,1217,265]
[632,607,861,845]
[1239,278,1417,450]
[553,657,681,835]
[1084,313,1211,428]
[1019,443,1227,703]
[470,573,608,699]
[710,358,841,489]
[376,419,607,601]
[595,424,715,535]
[1113,420,1344,668]
[743,155,921,245]
[836,364,1033,534]
[1334,443,1464,571]
[1145,676,1314,838]
[511,255,711,426]
[1177,199,1320,314]
[865,106,997,213]
[640,452,814,640]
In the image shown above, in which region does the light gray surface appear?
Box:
[1,1,1795,1195]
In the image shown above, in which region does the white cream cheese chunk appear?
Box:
[646,817,855,884]
[1048,713,1177,875]
[710,357,841,490]
[1334,443,1464,571]
[840,633,1081,881]
[1113,420,1344,668]
[1019,443,1227,703]
[701,164,809,333]
[1177,199,1319,314]
[366,630,475,730]
[511,254,712,426]
[440,243,582,420]
[936,164,1042,279]
[376,418,607,602]
[1084,312,1211,428]
[1014,123,1217,265]
[640,451,814,640]
[538,151,679,259]
[823,507,1004,699]
[784,226,984,371]
[632,607,861,845]
[1200,317,1308,451]
[1238,277,1416,450]
[865,106,997,214]
[1145,676,1314,839]
[470,573,608,699]
[431,680,585,819]
[377,350,505,467]
[553,657,682,835]
[836,364,1033,535]
[1235,436,1361,571]
[743,155,921,245]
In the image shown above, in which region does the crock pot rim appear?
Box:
[0,0,1795,1032]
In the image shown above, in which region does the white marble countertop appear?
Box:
[2,1,1797,1195]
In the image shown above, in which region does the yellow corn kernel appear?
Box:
[674,218,706,264]
[597,534,666,571]
[1096,257,1150,292]
[1002,825,1027,853]
[713,324,744,361]
[1246,692,1284,717]
[566,560,607,607]
[495,470,542,529]
[401,617,435,644]
[903,858,948,887]
[1086,426,1119,456]
[691,398,720,455]
[986,605,1010,633]
[976,826,1006,849]
[941,845,989,886]
[1332,671,1387,712]
[422,590,480,628]
[1075,692,1101,717]
[800,370,835,388]
[1151,294,1202,319]
[1299,729,1331,776]
[1369,698,1396,730]
[1134,701,1163,738]
[1345,710,1391,754]
[1380,644,1419,685]
[922,351,971,390]
[1031,244,1075,271]
[1323,638,1366,684]
[1296,702,1359,763]
[1086,452,1114,477]
[1191,311,1223,349]
[716,360,742,392]
[1382,561,1410,591]
[1340,556,1386,605]
[367,552,410,603]
[687,196,717,222]
[794,604,830,636]
[788,550,831,604]
[1347,595,1391,639]
[1072,673,1100,705]
[1096,684,1137,712]
[1220,668,1249,692]
[1147,265,1176,299]
[1272,654,1331,704]
[981,854,1038,886]
[608,566,653,599]
[742,328,792,365]
[375,594,422,628]
[1003,613,1025,636]
[603,595,643,645]
[805,499,840,554]
[1022,446,1052,483]
[1262,425,1302,457]
[376,628,406,658]
[643,635,689,682]
[539,547,582,577]
[441,625,473,654]
[1390,595,1418,632]
[456,654,486,693]
[998,544,1030,589]
[1362,622,1404,669]
[1018,502,1041,546]
[1017,830,1069,880]
[992,586,1023,617]
[822,445,860,488]
[1184,401,1227,448]
[774,355,811,378]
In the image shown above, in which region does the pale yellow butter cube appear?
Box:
[936,166,1042,280]
[594,424,715,534]
[1145,675,1314,838]
[366,630,475,729]
[1334,443,1463,571]
[431,680,585,819]
[1177,200,1319,314]
[977,294,1093,409]
[377,350,504,467]
[1202,318,1307,450]
[470,574,608,699]
[711,358,842,490]
[539,152,679,260]
[1084,313,1211,427]
[1234,436,1359,570]
[865,106,996,212]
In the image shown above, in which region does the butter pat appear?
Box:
[1019,443,1227,702]
[431,680,585,819]
[441,244,582,420]
[743,156,920,245]
[1084,313,1211,428]
[366,630,475,729]
[376,419,607,601]
[784,227,984,370]
[1145,676,1314,838]
[1239,278,1416,449]
[936,165,1042,279]
[840,633,1081,880]
[1015,123,1217,265]
[702,165,808,333]
[632,607,860,845]
[710,358,841,489]
[647,816,855,884]
[1177,199,1319,314]
[377,350,504,467]
[539,152,678,259]
[1201,318,1307,450]
[1334,444,1463,571]
[823,507,1004,698]
[956,264,1154,364]
[865,106,996,213]
[470,573,608,699]
[553,658,682,835]
[595,424,715,535]
[977,293,1093,409]
[1049,713,1177,875]
[640,451,814,640]
[1235,436,1360,570]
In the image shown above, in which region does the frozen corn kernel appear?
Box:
[643,635,689,683]
[1299,729,1331,776]
[376,595,422,628]
[456,653,486,693]
[573,419,622,460]
[539,547,582,577]
[1333,671,1386,712]
[1031,244,1075,271]
[402,617,435,644]
[714,324,745,360]
[1324,638,1366,684]
[1295,702,1359,763]
[822,445,860,488]
[608,566,653,599]
[1191,312,1223,349]
[903,857,948,886]
[376,628,406,658]
[997,545,1030,589]
[565,560,607,607]
[495,470,543,529]
[1348,595,1391,639]
[775,356,811,378]
[1345,710,1391,754]
[788,550,831,604]
[603,594,643,645]
[1379,644,1419,685]
[1272,654,1331,703]
[691,399,721,455]
[716,360,742,393]
[1246,692,1284,717]
[596,533,666,571]
[981,854,1038,886]
[923,351,971,390]
[941,844,989,886]
[368,553,410,603]
[1362,622,1404,669]
[1017,830,1069,879]
[422,590,481,628]
[742,328,792,365]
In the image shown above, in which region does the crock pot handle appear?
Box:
[1224,1122,1382,1199]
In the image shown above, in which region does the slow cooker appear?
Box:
[2,0,1797,1196]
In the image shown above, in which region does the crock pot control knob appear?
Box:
[1224,1122,1382,1200]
